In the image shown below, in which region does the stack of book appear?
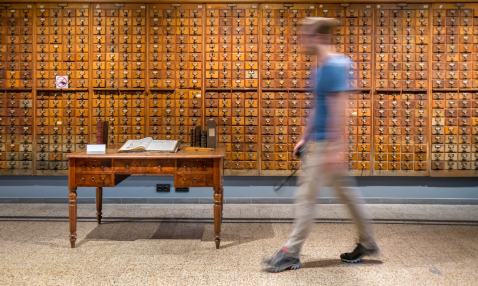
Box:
[189,120,217,148]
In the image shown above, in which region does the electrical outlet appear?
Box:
[156,184,171,192]
[176,187,189,192]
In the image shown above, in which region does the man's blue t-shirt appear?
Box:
[310,55,352,142]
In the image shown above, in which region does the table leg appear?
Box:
[96,187,103,224]
[220,187,224,220]
[69,187,77,248]
[214,188,223,249]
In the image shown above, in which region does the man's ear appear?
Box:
[317,34,332,44]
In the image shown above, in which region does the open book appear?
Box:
[118,137,181,153]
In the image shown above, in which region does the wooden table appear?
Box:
[66,144,226,249]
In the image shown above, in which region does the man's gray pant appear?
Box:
[284,142,376,258]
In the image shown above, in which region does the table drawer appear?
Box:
[175,173,214,187]
[75,174,112,187]
[113,159,175,174]
[177,159,213,173]
[75,159,112,172]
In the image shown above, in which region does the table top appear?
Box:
[66,144,226,159]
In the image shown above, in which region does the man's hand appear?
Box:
[293,139,307,159]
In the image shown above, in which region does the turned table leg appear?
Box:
[96,187,103,224]
[220,187,224,220]
[214,188,223,249]
[69,187,77,248]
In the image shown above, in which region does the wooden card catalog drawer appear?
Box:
[113,159,175,174]
[177,159,213,173]
[175,173,213,187]
[76,174,112,187]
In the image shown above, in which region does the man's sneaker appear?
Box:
[263,248,302,273]
[340,243,381,263]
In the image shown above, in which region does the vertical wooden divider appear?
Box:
[32,4,38,175]
[257,4,262,176]
[88,4,94,143]
[370,5,376,177]
[201,4,206,134]
[308,4,319,177]
[145,4,150,138]
[427,4,433,176]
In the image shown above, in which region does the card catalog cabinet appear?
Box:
[0,2,477,177]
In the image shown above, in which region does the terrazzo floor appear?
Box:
[1,203,478,285]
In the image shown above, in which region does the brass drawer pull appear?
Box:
[193,177,197,182]
[142,165,146,169]
[91,177,95,181]
[193,165,197,169]
[92,165,96,169]
[183,178,187,181]
[126,165,130,169]
[81,178,85,181]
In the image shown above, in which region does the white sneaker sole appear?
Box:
[341,249,381,263]
[341,255,364,263]
[267,262,302,273]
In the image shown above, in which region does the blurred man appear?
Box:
[263,18,380,273]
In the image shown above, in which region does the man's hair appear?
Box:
[301,17,337,35]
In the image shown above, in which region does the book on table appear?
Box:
[117,137,181,153]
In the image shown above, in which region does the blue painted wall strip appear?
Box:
[0,176,477,199]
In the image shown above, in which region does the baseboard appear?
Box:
[1,197,478,205]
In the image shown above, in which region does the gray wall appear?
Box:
[0,176,477,201]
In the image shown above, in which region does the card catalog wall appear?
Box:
[0,2,477,177]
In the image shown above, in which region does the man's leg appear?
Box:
[283,163,325,257]
[263,143,325,272]
[331,175,380,262]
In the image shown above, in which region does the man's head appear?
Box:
[300,17,337,56]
